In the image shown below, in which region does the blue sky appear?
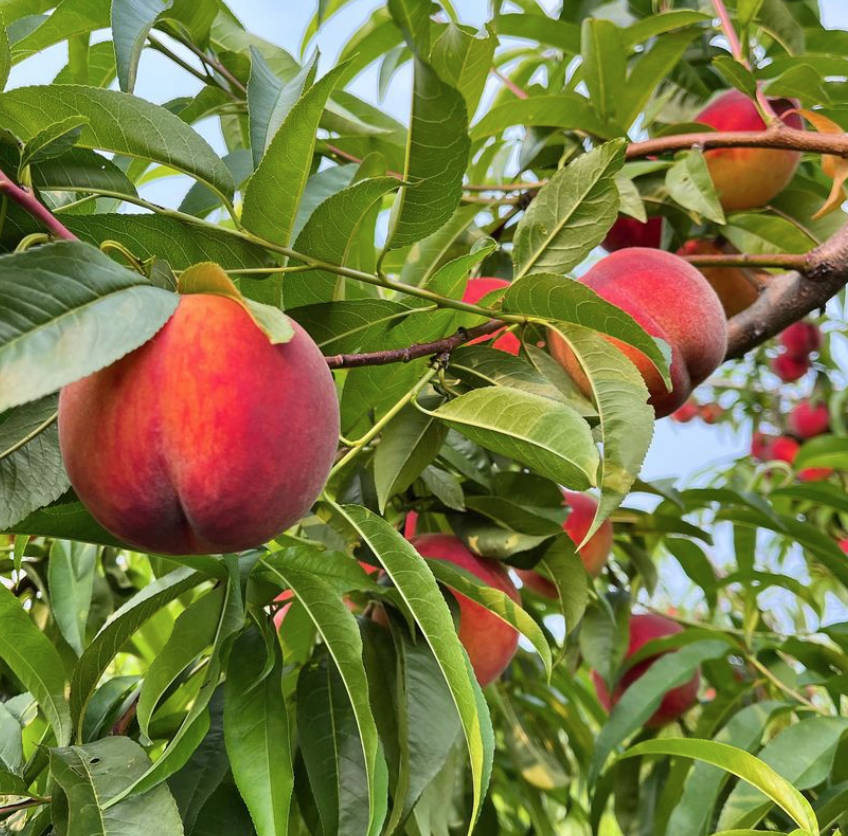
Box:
[12,1,847,484]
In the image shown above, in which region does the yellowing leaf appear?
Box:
[797,109,848,219]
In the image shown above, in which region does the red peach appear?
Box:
[462,277,520,355]
[59,295,340,555]
[751,432,775,461]
[548,249,727,417]
[602,216,663,252]
[771,352,810,382]
[780,322,822,358]
[516,491,614,596]
[411,534,519,686]
[676,239,759,317]
[592,613,700,728]
[772,435,800,464]
[789,401,830,439]
[799,467,834,482]
[697,90,803,210]
[699,403,724,424]
[671,402,700,423]
[839,539,848,554]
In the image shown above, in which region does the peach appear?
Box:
[840,540,848,555]
[548,249,727,418]
[517,491,613,596]
[592,613,699,728]
[771,352,810,382]
[751,432,775,461]
[411,533,519,686]
[780,322,821,358]
[699,403,724,424]
[603,216,662,252]
[696,90,803,211]
[789,401,830,438]
[59,294,340,555]
[677,240,758,317]
[670,401,699,423]
[462,277,520,355]
[772,435,800,464]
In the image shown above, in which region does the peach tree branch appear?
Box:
[0,167,76,241]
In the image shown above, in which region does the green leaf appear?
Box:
[50,737,184,835]
[291,299,411,353]
[433,388,599,489]
[591,640,729,780]
[242,61,348,247]
[719,716,848,831]
[0,85,234,202]
[469,94,618,142]
[713,55,758,98]
[0,240,178,413]
[111,0,172,93]
[723,213,816,255]
[580,19,625,124]
[374,403,447,513]
[622,10,710,45]
[538,536,588,637]
[283,176,399,308]
[548,325,653,543]
[48,539,97,656]
[0,395,67,529]
[334,504,493,835]
[794,435,848,470]
[622,739,818,836]
[494,13,580,54]
[70,566,203,740]
[33,147,138,197]
[5,500,126,548]
[248,46,316,168]
[426,558,552,678]
[137,586,225,738]
[387,0,435,57]
[0,583,71,746]
[512,140,626,279]
[502,272,671,387]
[667,701,790,836]
[261,553,388,836]
[225,629,294,836]
[178,148,253,218]
[20,114,87,169]
[665,150,726,224]
[298,652,375,836]
[385,58,470,249]
[430,23,496,117]
[0,12,9,91]
[11,0,109,62]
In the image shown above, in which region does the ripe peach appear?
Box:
[751,432,775,460]
[789,401,830,439]
[699,403,724,424]
[517,491,613,596]
[798,467,833,482]
[603,216,662,252]
[839,540,848,555]
[592,613,700,728]
[671,402,699,423]
[59,295,340,555]
[411,534,519,686]
[462,277,520,355]
[548,249,727,417]
[676,240,758,317]
[780,322,821,358]
[771,352,810,382]
[696,90,803,211]
[772,435,800,464]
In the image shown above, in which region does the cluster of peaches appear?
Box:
[54,88,803,728]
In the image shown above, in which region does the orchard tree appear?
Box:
[2,0,848,834]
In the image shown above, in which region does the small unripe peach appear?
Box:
[548,249,727,418]
[696,90,803,210]
[59,295,340,555]
[780,322,821,358]
[411,534,519,686]
[771,352,810,383]
[592,613,700,728]
[603,216,663,252]
[789,401,830,439]
[462,277,520,355]
[516,491,613,596]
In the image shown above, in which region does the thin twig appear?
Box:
[177,37,248,96]
[0,169,76,241]
[0,797,49,817]
[491,67,528,100]
[147,35,219,92]
[711,0,747,66]
[682,252,812,271]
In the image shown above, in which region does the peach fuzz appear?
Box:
[410,533,520,686]
[592,613,700,728]
[59,294,340,555]
[696,90,803,211]
[516,491,613,596]
[602,216,662,252]
[462,277,521,355]
[676,239,759,317]
[548,249,727,418]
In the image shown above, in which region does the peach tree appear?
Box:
[1,0,848,834]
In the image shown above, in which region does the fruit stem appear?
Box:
[328,363,442,479]
[711,0,748,67]
[0,167,76,241]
